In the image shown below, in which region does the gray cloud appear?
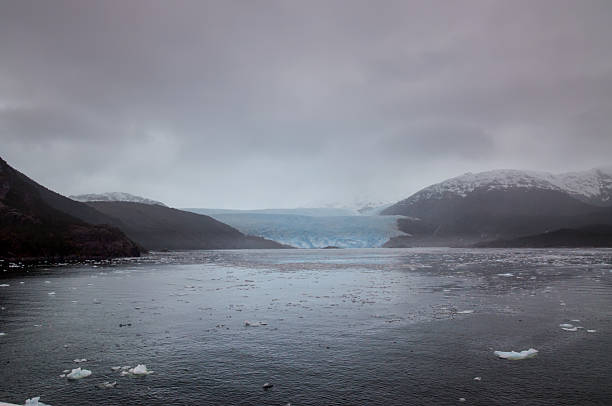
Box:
[1,0,611,208]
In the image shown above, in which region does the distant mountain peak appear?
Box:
[394,167,612,207]
[70,192,167,207]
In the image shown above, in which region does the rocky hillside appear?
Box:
[83,201,288,250]
[0,157,140,260]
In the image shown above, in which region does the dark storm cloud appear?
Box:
[1,0,611,208]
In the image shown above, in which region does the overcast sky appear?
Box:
[1,0,611,208]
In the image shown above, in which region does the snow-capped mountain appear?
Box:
[70,192,167,207]
[381,166,612,246]
[386,167,612,211]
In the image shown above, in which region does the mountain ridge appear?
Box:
[381,166,612,247]
[0,157,140,260]
[70,192,167,207]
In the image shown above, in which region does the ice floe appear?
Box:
[562,327,578,332]
[128,364,153,376]
[73,358,87,363]
[97,381,117,389]
[0,284,10,287]
[494,348,538,360]
[587,329,597,333]
[24,397,52,406]
[559,323,573,328]
[47,292,55,296]
[66,368,92,380]
[457,310,474,314]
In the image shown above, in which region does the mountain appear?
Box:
[475,224,612,248]
[70,192,167,207]
[0,157,140,260]
[186,209,405,248]
[82,202,288,250]
[381,167,612,246]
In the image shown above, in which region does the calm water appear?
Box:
[1,248,612,405]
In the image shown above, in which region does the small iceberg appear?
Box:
[25,397,52,406]
[457,310,474,314]
[262,382,273,390]
[73,358,87,363]
[497,273,513,277]
[66,367,92,380]
[0,284,10,287]
[559,323,573,328]
[587,329,597,333]
[47,292,55,296]
[128,364,153,376]
[97,381,117,389]
[0,332,6,336]
[494,348,538,360]
[561,327,578,332]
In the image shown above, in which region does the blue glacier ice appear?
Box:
[185,208,406,248]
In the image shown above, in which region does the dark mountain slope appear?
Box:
[382,169,612,246]
[475,224,612,248]
[0,157,140,260]
[84,201,287,250]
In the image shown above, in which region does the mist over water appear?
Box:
[1,248,611,405]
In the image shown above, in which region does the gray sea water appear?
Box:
[1,248,612,405]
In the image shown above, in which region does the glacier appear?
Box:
[186,209,406,248]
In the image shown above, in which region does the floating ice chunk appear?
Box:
[62,370,70,374]
[570,319,580,322]
[0,284,10,287]
[97,381,117,389]
[128,364,153,376]
[562,327,578,332]
[73,358,87,363]
[47,292,55,295]
[0,332,6,336]
[497,273,513,277]
[111,366,121,371]
[245,321,260,327]
[59,374,66,378]
[587,329,597,333]
[473,376,482,381]
[457,310,474,314]
[559,323,573,328]
[494,348,538,360]
[262,382,273,390]
[459,398,466,402]
[25,397,52,406]
[66,367,92,380]
[44,281,51,284]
